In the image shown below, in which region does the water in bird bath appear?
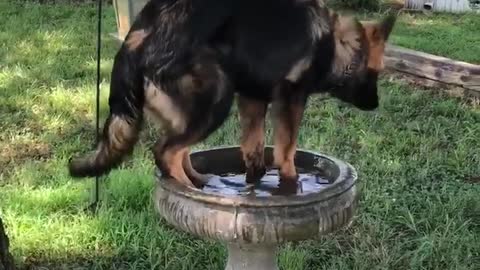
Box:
[202,167,333,197]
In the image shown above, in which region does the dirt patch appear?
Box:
[382,71,480,104]
[464,176,480,184]
[0,141,51,177]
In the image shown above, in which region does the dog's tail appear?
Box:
[68,52,144,178]
[68,114,141,178]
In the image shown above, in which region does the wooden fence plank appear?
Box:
[384,44,480,93]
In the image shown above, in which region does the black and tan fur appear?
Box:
[68,0,235,187]
[230,8,397,183]
[221,3,397,183]
[68,0,396,187]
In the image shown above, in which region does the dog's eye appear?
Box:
[344,64,353,77]
[344,52,362,78]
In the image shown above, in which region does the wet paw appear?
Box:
[191,173,215,188]
[279,160,298,182]
[245,165,266,184]
[175,177,195,188]
[275,179,299,196]
[279,173,299,184]
[168,170,196,188]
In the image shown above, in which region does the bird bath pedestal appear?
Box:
[153,146,358,270]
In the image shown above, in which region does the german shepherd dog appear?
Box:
[233,7,397,184]
[68,0,396,188]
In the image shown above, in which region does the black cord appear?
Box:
[92,0,103,210]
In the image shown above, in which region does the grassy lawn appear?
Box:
[1,1,479,269]
[389,12,480,64]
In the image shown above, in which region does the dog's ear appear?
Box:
[361,13,397,42]
[379,14,397,41]
[360,14,397,71]
[328,9,339,24]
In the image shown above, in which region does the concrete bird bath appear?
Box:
[153,146,358,270]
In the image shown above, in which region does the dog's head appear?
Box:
[322,12,396,110]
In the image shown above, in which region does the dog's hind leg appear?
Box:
[183,149,214,188]
[148,50,234,187]
[154,142,194,187]
[155,140,218,189]
[153,114,230,188]
[145,86,199,188]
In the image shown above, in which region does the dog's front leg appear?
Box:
[272,85,307,184]
[238,95,268,184]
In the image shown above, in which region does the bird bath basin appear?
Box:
[153,146,358,270]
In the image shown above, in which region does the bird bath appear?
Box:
[153,146,358,270]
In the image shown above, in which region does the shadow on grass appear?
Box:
[5,184,228,270]
[0,2,122,178]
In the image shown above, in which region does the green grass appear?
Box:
[1,1,479,269]
[390,12,480,64]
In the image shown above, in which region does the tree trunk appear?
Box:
[0,217,15,270]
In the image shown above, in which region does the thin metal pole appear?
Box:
[92,0,103,211]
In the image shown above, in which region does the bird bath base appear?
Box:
[154,146,358,270]
[226,243,278,270]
